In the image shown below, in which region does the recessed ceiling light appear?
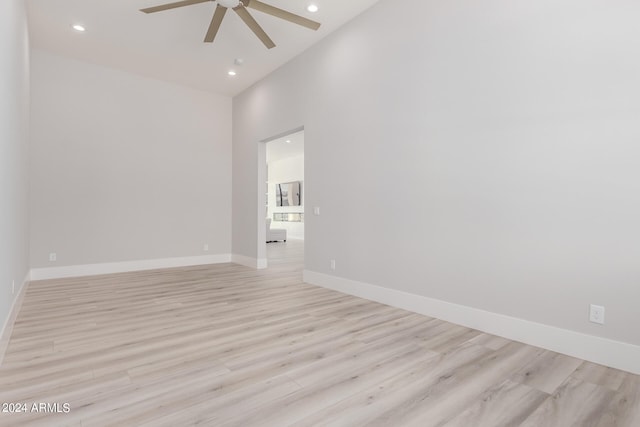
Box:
[307,4,318,13]
[228,70,237,76]
[286,140,292,144]
[72,24,86,32]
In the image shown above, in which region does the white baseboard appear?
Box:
[303,270,640,375]
[30,254,232,281]
[0,271,30,366]
[232,254,268,270]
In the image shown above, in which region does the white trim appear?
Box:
[303,270,640,375]
[232,254,268,270]
[30,254,232,281]
[0,271,30,366]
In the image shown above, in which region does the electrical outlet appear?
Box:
[330,259,336,270]
[49,252,57,262]
[589,304,605,325]
[314,207,321,216]
[203,243,209,252]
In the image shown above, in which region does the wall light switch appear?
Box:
[314,207,320,216]
[330,259,336,270]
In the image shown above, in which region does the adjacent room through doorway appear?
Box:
[263,130,305,266]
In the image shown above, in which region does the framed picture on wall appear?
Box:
[276,181,302,206]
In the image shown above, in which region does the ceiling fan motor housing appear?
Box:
[218,0,241,8]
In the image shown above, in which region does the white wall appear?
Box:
[0,0,30,343]
[268,155,305,240]
[233,0,640,359]
[30,50,232,269]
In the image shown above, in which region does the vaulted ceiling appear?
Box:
[27,0,381,96]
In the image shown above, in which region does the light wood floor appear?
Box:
[1,240,639,426]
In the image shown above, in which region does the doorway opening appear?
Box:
[260,128,305,267]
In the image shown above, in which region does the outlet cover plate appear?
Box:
[589,304,605,325]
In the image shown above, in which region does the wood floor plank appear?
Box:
[467,333,511,351]
[442,379,548,427]
[363,341,542,427]
[601,375,640,427]
[290,343,492,427]
[571,360,629,391]
[0,240,638,426]
[520,376,623,427]
[510,349,583,394]
[217,344,441,427]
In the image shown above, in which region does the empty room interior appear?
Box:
[2,0,640,425]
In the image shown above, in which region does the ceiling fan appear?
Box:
[141,0,321,49]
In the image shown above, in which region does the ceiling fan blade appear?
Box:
[233,5,275,49]
[141,0,210,14]
[204,4,227,42]
[244,0,320,31]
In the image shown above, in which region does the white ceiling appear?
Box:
[27,0,380,96]
[266,130,304,164]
